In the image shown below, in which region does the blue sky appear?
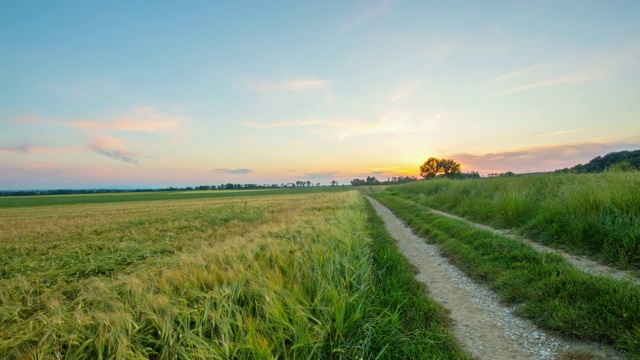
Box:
[1,1,639,189]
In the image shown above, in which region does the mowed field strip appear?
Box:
[0,189,467,359]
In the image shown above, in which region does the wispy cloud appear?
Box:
[248,77,335,92]
[243,117,403,139]
[388,82,419,103]
[490,73,594,96]
[534,129,584,138]
[243,120,330,129]
[486,46,639,96]
[1,137,137,164]
[303,171,340,178]
[12,115,53,124]
[484,64,543,85]
[12,107,187,134]
[452,139,640,175]
[89,136,138,164]
[70,107,186,133]
[214,168,253,175]
[0,143,84,154]
[343,0,392,29]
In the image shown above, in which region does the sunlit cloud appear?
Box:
[89,136,138,164]
[452,140,640,175]
[1,137,137,164]
[388,82,419,102]
[70,107,186,133]
[0,143,84,154]
[247,77,335,92]
[435,42,459,56]
[302,171,340,178]
[214,168,253,175]
[242,120,330,129]
[12,115,52,123]
[243,116,404,140]
[534,129,584,138]
[490,73,594,96]
[342,0,392,29]
[484,64,543,84]
[487,46,639,96]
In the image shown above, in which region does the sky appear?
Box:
[1,0,640,189]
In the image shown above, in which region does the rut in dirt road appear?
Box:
[425,207,640,286]
[365,196,624,360]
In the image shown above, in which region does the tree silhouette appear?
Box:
[420,157,461,179]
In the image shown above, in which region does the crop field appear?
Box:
[0,190,465,359]
[0,187,349,209]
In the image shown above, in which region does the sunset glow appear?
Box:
[1,1,639,189]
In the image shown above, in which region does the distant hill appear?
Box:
[557,149,640,173]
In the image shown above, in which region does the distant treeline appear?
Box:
[556,149,640,174]
[350,176,418,186]
[0,181,342,197]
[350,172,481,186]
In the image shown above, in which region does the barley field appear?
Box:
[0,190,464,359]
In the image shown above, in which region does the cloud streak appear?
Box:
[343,0,391,29]
[484,64,543,85]
[70,107,186,133]
[214,168,253,175]
[490,73,593,96]
[248,77,335,92]
[534,129,584,138]
[89,136,138,164]
[388,82,419,103]
[12,107,187,134]
[452,139,640,175]
[242,120,330,129]
[0,143,84,154]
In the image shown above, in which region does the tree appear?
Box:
[419,157,461,179]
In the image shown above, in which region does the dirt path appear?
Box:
[366,196,624,360]
[426,208,640,286]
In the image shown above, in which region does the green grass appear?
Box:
[0,186,350,209]
[362,198,469,359]
[390,172,640,268]
[371,192,640,357]
[0,191,466,359]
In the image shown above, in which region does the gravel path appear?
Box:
[366,196,624,360]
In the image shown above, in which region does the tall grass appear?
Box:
[391,172,640,268]
[371,193,640,357]
[0,191,466,358]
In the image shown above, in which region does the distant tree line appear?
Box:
[0,180,342,197]
[555,150,640,174]
[350,176,418,186]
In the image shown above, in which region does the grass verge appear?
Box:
[389,172,640,268]
[362,197,469,359]
[371,192,640,358]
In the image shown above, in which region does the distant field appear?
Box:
[0,186,349,209]
[386,172,640,268]
[0,190,464,359]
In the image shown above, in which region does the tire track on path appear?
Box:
[425,207,640,286]
[366,196,624,360]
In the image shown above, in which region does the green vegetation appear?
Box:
[362,198,468,359]
[557,149,640,173]
[0,186,349,209]
[0,191,466,359]
[370,192,640,357]
[419,157,462,179]
[388,172,640,268]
